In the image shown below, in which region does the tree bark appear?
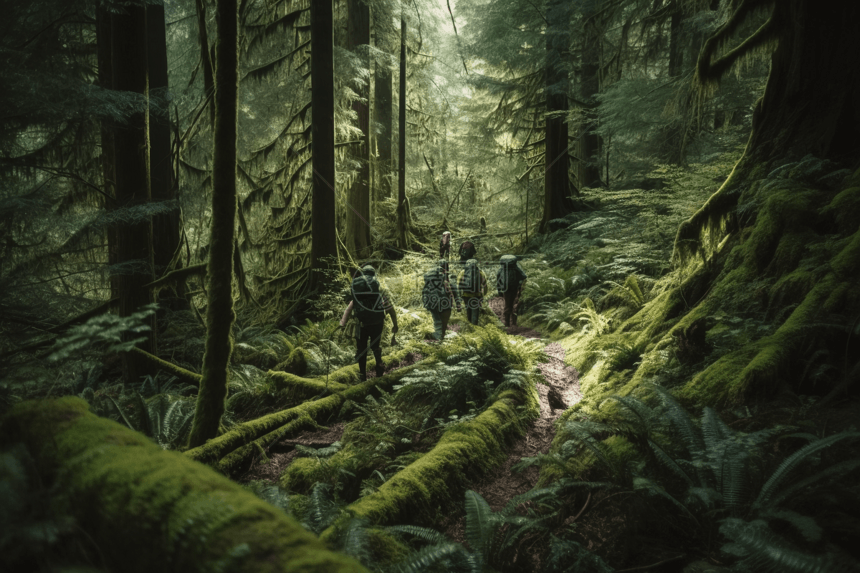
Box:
[346,0,372,258]
[668,2,683,78]
[576,0,602,189]
[188,0,239,448]
[373,33,393,202]
[146,2,179,279]
[742,0,860,164]
[540,0,574,233]
[195,0,216,126]
[111,0,157,385]
[395,15,409,250]
[309,0,338,287]
[96,6,118,302]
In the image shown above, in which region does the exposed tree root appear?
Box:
[0,397,367,573]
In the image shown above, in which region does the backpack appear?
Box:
[459,241,476,260]
[461,262,482,296]
[352,274,385,324]
[496,255,523,294]
[422,268,450,311]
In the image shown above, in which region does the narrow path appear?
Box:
[440,298,581,550]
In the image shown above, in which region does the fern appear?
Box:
[48,303,158,361]
[754,432,860,509]
[542,535,614,573]
[720,518,859,573]
[302,483,342,535]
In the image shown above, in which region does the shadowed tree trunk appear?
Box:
[96,6,118,302]
[540,0,574,233]
[346,0,371,258]
[374,60,393,202]
[195,0,216,126]
[111,0,156,385]
[309,0,337,288]
[575,0,602,189]
[395,14,409,250]
[146,2,179,279]
[187,0,239,448]
[676,0,860,259]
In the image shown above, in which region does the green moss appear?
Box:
[0,397,367,573]
[319,384,538,536]
[275,347,309,375]
[366,528,409,566]
[280,457,322,493]
[186,354,435,471]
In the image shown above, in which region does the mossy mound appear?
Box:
[0,397,367,573]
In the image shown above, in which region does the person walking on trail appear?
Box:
[422,259,461,340]
[340,265,398,381]
[439,231,452,259]
[496,255,527,327]
[458,239,477,262]
[458,258,488,325]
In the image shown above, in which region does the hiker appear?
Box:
[457,258,488,325]
[496,255,528,327]
[458,239,477,262]
[340,265,398,381]
[422,259,461,340]
[439,231,452,259]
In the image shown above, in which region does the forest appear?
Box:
[2,0,860,571]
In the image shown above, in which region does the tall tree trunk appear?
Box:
[309,0,338,288]
[395,15,409,250]
[742,0,860,163]
[668,2,683,78]
[187,0,239,448]
[540,0,574,233]
[576,0,602,189]
[112,0,156,385]
[373,40,393,202]
[346,0,371,258]
[96,6,118,302]
[195,0,216,126]
[146,2,181,294]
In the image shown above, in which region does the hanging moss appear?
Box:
[0,397,368,573]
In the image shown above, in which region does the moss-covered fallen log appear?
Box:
[186,355,435,471]
[0,397,367,573]
[320,382,540,539]
[131,346,202,386]
[266,344,421,402]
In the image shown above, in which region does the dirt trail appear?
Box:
[242,299,582,533]
[440,298,581,546]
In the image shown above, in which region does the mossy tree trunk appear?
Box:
[146,2,180,285]
[111,0,157,385]
[395,14,409,250]
[374,57,393,202]
[346,0,372,258]
[575,0,602,189]
[310,0,338,289]
[540,0,574,233]
[187,0,239,449]
[96,6,118,302]
[677,0,860,257]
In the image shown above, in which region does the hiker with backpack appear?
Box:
[340,265,399,381]
[457,258,488,325]
[496,255,528,327]
[439,231,452,259]
[458,239,477,263]
[422,259,461,340]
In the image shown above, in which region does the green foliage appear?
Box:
[110,392,196,450]
[48,303,159,362]
[542,535,614,573]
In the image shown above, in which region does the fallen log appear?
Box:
[186,354,435,472]
[0,397,367,573]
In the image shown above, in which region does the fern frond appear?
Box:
[754,432,860,508]
[391,542,470,573]
[387,525,451,545]
[648,438,694,486]
[633,476,699,524]
[765,459,860,509]
[464,490,494,564]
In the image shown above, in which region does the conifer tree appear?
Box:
[188,0,240,448]
[395,11,410,250]
[346,0,372,258]
[309,0,338,288]
[111,0,157,384]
